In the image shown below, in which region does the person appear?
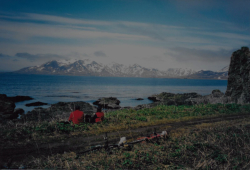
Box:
[93,106,104,123]
[68,105,84,124]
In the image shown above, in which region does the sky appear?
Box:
[0,0,249,72]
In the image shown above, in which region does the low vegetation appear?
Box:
[2,103,250,169]
[26,118,250,169]
[1,103,250,144]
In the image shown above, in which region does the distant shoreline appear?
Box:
[0,72,228,80]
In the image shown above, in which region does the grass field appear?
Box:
[2,103,250,169]
[1,103,250,144]
[26,118,250,169]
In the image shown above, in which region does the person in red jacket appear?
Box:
[93,106,104,123]
[68,105,84,124]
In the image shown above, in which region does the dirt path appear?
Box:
[2,113,250,167]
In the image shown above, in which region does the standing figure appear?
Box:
[68,105,84,124]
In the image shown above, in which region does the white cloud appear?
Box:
[0,12,248,72]
[0,13,112,26]
[0,20,149,41]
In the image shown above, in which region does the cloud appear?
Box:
[0,11,249,72]
[144,55,165,62]
[0,13,111,26]
[0,53,11,58]
[94,51,107,57]
[0,12,248,51]
[0,51,92,71]
[117,23,166,41]
[15,53,36,61]
[166,47,234,63]
[15,53,62,62]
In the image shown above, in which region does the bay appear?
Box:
[0,73,228,113]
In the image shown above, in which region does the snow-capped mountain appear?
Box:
[14,59,228,79]
[185,69,228,79]
[218,66,229,72]
[162,68,197,77]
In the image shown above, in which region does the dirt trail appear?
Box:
[1,113,250,167]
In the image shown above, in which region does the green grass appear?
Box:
[1,103,250,144]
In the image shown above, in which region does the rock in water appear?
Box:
[135,98,144,100]
[93,97,121,109]
[25,101,48,107]
[8,96,33,103]
[225,47,250,104]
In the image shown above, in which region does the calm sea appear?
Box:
[0,73,228,113]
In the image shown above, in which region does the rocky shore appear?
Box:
[0,89,239,123]
[1,47,250,124]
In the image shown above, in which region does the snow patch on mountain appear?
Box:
[218,66,229,72]
[15,59,227,79]
[58,59,79,66]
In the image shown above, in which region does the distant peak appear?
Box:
[131,63,141,67]
[218,66,229,72]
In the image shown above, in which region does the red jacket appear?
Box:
[68,110,84,124]
[95,112,104,123]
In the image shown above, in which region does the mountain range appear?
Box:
[14,59,228,79]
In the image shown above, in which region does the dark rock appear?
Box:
[21,101,95,122]
[211,89,224,97]
[25,102,48,107]
[50,102,95,115]
[8,96,33,103]
[93,97,121,109]
[148,92,202,105]
[225,47,250,104]
[122,106,133,109]
[107,104,121,109]
[184,47,250,105]
[14,108,25,116]
[0,94,8,100]
[3,108,24,120]
[184,90,229,105]
[135,98,144,100]
[0,94,16,121]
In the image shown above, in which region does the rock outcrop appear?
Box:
[0,94,16,121]
[0,94,34,122]
[184,89,230,105]
[21,101,96,122]
[93,97,121,109]
[148,92,202,105]
[136,89,231,109]
[13,108,25,116]
[225,47,250,104]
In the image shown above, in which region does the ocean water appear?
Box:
[0,73,228,113]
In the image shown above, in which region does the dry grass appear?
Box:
[25,118,250,169]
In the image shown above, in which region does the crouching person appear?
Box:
[85,106,104,123]
[93,106,104,123]
[68,105,84,125]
